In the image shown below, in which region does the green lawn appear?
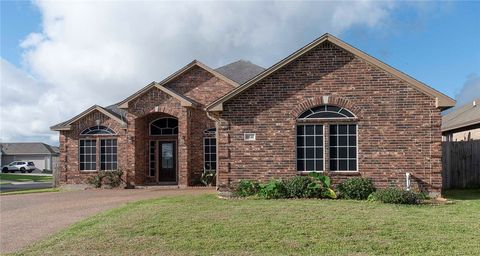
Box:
[1,188,59,196]
[14,190,480,256]
[0,173,52,183]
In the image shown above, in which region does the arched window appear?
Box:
[150,118,178,135]
[298,105,355,119]
[297,105,357,172]
[80,125,116,135]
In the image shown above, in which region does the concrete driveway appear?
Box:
[0,188,215,253]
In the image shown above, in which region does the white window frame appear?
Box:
[100,139,118,171]
[203,137,217,171]
[79,139,97,171]
[149,117,179,136]
[296,124,325,173]
[329,124,358,172]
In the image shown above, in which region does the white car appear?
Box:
[1,161,36,173]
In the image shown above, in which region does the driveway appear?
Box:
[0,188,215,253]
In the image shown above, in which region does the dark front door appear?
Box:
[158,141,176,182]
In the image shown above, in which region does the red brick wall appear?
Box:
[165,65,236,106]
[59,110,128,184]
[217,41,442,194]
[58,65,235,187]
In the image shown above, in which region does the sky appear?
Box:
[1,1,479,146]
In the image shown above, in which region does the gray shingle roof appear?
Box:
[442,98,480,132]
[0,143,60,155]
[215,60,265,85]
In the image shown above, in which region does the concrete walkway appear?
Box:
[0,188,215,253]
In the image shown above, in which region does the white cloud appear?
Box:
[455,73,480,106]
[2,0,399,144]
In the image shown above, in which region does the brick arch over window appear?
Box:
[290,96,363,119]
[140,105,182,119]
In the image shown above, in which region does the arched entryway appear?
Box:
[135,112,179,185]
[149,117,178,183]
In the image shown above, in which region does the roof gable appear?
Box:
[50,105,127,131]
[118,60,238,109]
[206,33,455,111]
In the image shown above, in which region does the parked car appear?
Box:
[1,161,36,173]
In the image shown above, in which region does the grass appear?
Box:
[0,173,52,183]
[1,188,60,196]
[13,189,480,256]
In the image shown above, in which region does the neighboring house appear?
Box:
[0,142,60,171]
[442,99,480,141]
[51,34,455,195]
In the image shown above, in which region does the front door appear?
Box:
[158,141,176,183]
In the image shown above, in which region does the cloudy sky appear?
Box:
[1,1,479,145]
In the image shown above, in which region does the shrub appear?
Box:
[87,172,105,188]
[236,180,260,197]
[258,179,287,199]
[104,170,124,188]
[337,177,376,200]
[200,170,216,186]
[283,176,312,198]
[368,188,421,205]
[308,172,337,199]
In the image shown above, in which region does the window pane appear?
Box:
[297,136,304,146]
[315,148,323,159]
[297,160,304,171]
[330,136,337,146]
[339,160,348,170]
[348,160,357,171]
[348,125,356,134]
[306,136,315,146]
[339,147,348,158]
[330,160,337,171]
[349,147,356,158]
[305,125,315,135]
[315,125,323,135]
[349,136,357,146]
[306,148,315,158]
[297,148,304,159]
[316,160,323,171]
[315,136,323,146]
[330,125,337,134]
[330,147,337,158]
[338,136,347,146]
[297,126,304,135]
[339,125,347,134]
[306,160,315,171]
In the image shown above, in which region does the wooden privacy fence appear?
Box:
[442,140,480,189]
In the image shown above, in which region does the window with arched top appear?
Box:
[297,105,357,172]
[80,125,116,135]
[150,118,178,135]
[298,105,355,119]
[79,126,117,171]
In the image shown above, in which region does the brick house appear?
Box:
[51,34,455,195]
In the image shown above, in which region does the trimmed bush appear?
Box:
[236,180,260,197]
[337,177,376,200]
[368,188,421,205]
